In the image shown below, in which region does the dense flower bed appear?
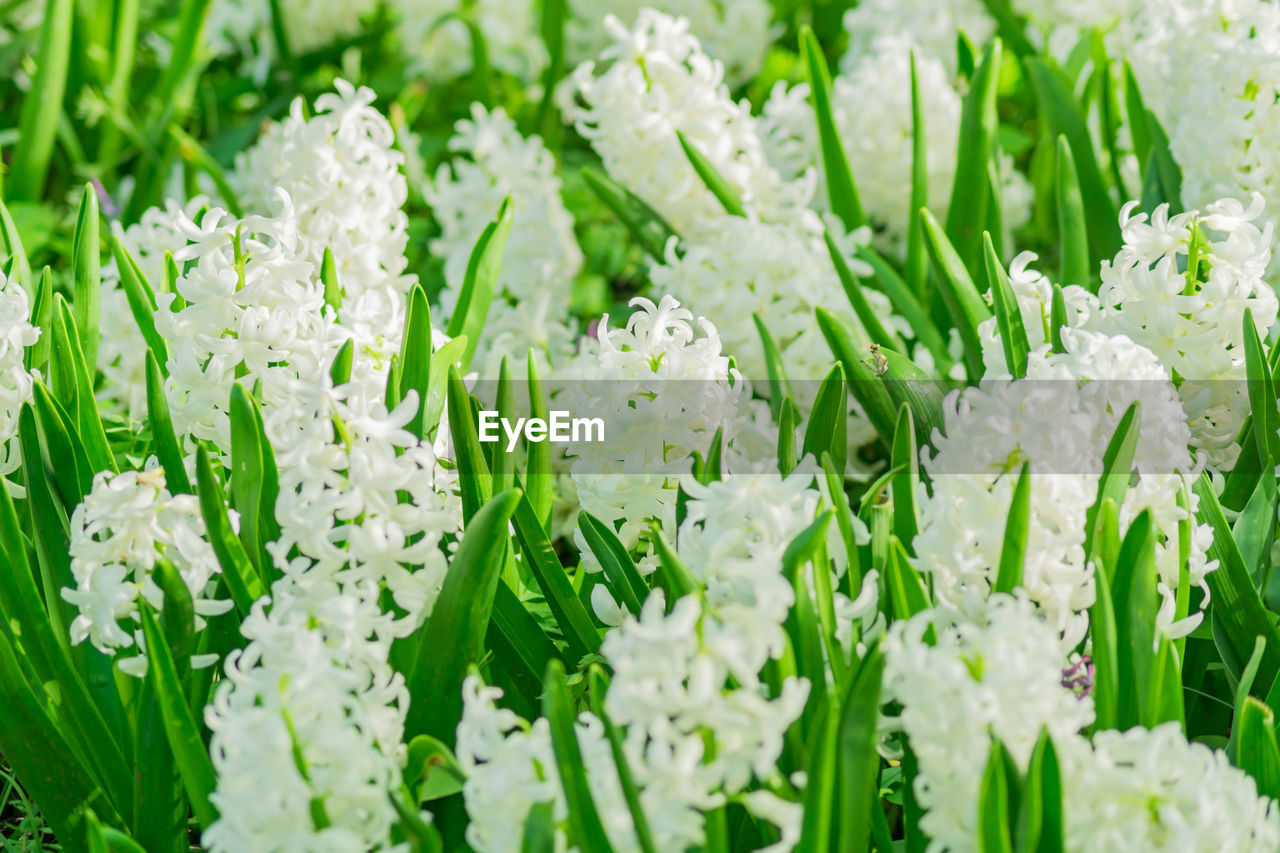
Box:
[1,1,1280,851]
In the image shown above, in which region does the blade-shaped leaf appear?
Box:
[446,197,514,370]
[802,26,864,230]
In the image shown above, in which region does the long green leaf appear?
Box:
[579,511,649,617]
[803,362,848,474]
[405,489,522,743]
[983,232,1029,378]
[194,447,265,616]
[825,232,906,353]
[399,284,434,440]
[946,38,1002,275]
[801,26,864,230]
[920,209,991,379]
[446,365,493,522]
[112,241,169,373]
[138,605,218,828]
[1238,697,1280,800]
[544,659,616,853]
[9,0,73,200]
[581,167,680,262]
[1084,403,1139,560]
[994,463,1031,595]
[837,642,886,852]
[72,185,102,373]
[815,308,896,447]
[229,383,281,580]
[1054,136,1090,287]
[1024,58,1121,260]
[677,131,745,217]
[446,198,514,370]
[145,352,191,494]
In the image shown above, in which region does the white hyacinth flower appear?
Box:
[63,465,232,676]
[0,267,38,481]
[882,596,1096,852]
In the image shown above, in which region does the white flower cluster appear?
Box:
[675,468,879,677]
[887,599,1280,852]
[428,104,582,377]
[392,0,547,83]
[1087,196,1278,468]
[1060,723,1280,851]
[203,582,415,852]
[759,36,1031,258]
[565,0,775,86]
[98,197,210,423]
[234,80,416,353]
[882,596,1096,851]
[1124,0,1280,267]
[62,466,232,676]
[459,592,807,852]
[207,0,379,80]
[0,268,37,479]
[918,324,1215,646]
[565,295,757,577]
[568,10,811,233]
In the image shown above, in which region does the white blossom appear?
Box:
[62,465,232,676]
[0,267,38,480]
[882,596,1095,852]
[427,104,582,377]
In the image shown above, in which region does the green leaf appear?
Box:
[525,353,554,530]
[825,232,907,353]
[982,232,1030,378]
[544,659,616,853]
[778,396,800,477]
[855,244,949,369]
[138,604,219,828]
[1017,731,1064,853]
[647,522,700,606]
[905,51,930,299]
[423,336,467,440]
[837,642,887,852]
[8,0,72,200]
[676,131,745,217]
[581,167,680,262]
[51,299,115,474]
[1024,58,1122,260]
[1054,136,1090,287]
[1231,637,1267,760]
[404,735,467,803]
[446,197,514,370]
[0,630,114,846]
[329,338,354,387]
[534,0,567,137]
[802,26,864,230]
[145,352,192,494]
[869,345,946,448]
[511,488,600,660]
[405,489,522,743]
[0,198,33,288]
[891,405,920,550]
[753,313,794,418]
[815,308,896,447]
[1194,472,1280,693]
[946,38,1002,275]
[1243,308,1280,472]
[1089,501,1121,732]
[446,365,494,523]
[399,285,434,440]
[111,240,169,373]
[169,126,244,218]
[321,246,343,311]
[521,801,556,853]
[72,185,102,374]
[886,540,931,621]
[1237,697,1280,800]
[994,463,1032,595]
[1140,114,1183,216]
[920,208,991,380]
[31,381,94,511]
[977,0,1037,56]
[194,447,266,616]
[978,740,1015,853]
[25,264,52,372]
[1084,402,1140,560]
[579,511,649,617]
[489,582,558,711]
[1111,511,1159,728]
[803,362,848,474]
[589,669,659,853]
[798,694,841,853]
[784,511,834,724]
[1048,285,1068,353]
[229,383,281,580]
